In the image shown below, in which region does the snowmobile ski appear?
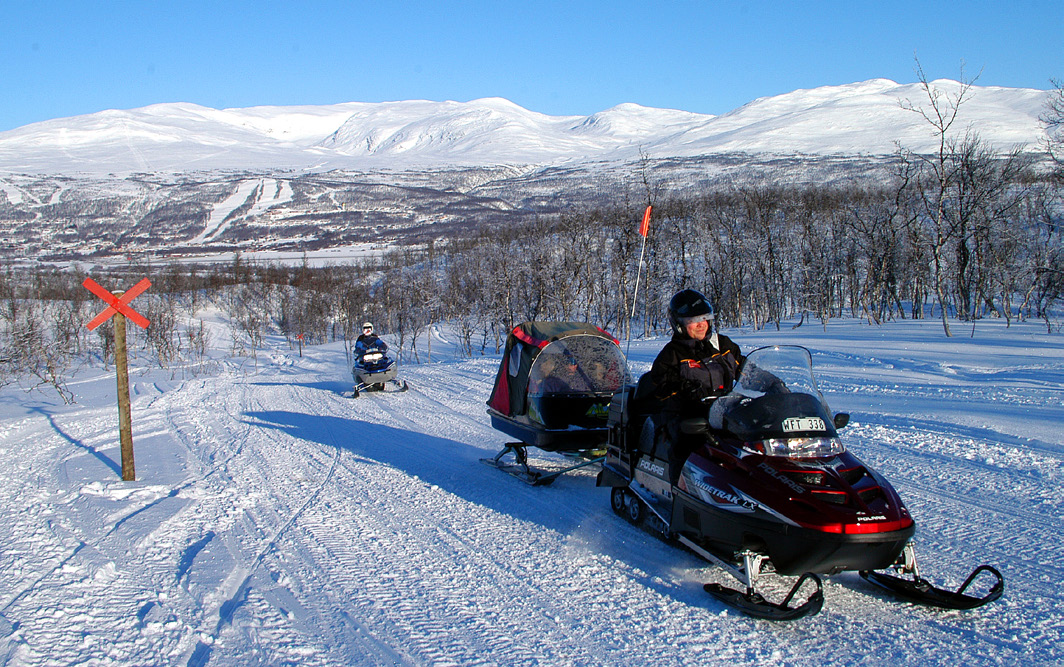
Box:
[703,574,824,621]
[677,534,825,621]
[352,379,408,398]
[614,482,825,620]
[860,564,1004,610]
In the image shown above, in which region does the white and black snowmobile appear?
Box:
[351,343,408,398]
[598,345,1003,620]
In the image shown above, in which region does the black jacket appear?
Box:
[636,332,744,416]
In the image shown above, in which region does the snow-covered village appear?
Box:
[2,2,1063,665]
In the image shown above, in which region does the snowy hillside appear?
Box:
[0,316,1060,665]
[0,79,1049,175]
[652,79,1049,156]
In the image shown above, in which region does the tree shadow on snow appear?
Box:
[242,409,721,610]
[242,409,587,527]
[32,406,122,478]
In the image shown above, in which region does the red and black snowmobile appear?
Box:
[598,345,1003,620]
[485,321,632,485]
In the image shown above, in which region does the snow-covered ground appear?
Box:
[0,315,1061,666]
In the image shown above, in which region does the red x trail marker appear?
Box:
[83,277,152,481]
[84,277,151,330]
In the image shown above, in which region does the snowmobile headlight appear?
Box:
[750,437,845,458]
[363,352,383,362]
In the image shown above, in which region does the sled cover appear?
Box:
[487,321,628,418]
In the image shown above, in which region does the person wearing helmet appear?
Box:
[636,289,744,481]
[639,289,743,412]
[355,322,387,360]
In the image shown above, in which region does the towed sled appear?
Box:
[598,345,1003,620]
[351,344,408,398]
[485,321,631,485]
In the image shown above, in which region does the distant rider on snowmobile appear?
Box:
[355,322,387,361]
[636,289,744,481]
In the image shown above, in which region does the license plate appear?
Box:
[782,417,826,432]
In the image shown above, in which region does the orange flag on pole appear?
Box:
[638,205,652,237]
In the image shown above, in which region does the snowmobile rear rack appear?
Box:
[480,442,604,487]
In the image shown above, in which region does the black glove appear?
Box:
[765,376,789,393]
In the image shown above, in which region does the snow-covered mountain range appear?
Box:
[0,78,1052,262]
[0,79,1050,175]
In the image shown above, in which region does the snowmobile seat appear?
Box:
[635,414,672,460]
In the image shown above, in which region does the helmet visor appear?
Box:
[679,312,712,327]
[673,295,713,317]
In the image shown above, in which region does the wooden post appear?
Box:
[82,277,150,483]
[113,303,136,481]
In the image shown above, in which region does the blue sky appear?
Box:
[2,0,1061,132]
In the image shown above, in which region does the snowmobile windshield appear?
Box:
[527,335,631,397]
[720,346,844,458]
[734,346,825,401]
